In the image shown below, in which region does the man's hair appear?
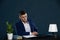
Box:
[19,10,27,16]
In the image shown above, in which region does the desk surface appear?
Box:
[23,36,60,40]
[4,35,60,40]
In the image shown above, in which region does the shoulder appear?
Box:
[15,20,22,25]
[28,18,34,23]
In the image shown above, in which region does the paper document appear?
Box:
[23,35,37,38]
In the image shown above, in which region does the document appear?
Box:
[23,35,37,38]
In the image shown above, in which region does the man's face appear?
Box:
[19,13,28,22]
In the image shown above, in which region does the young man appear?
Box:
[16,11,38,37]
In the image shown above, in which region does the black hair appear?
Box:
[19,10,26,15]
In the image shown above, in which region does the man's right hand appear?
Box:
[31,32,38,36]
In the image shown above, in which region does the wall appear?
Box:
[0,0,60,39]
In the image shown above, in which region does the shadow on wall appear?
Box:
[56,0,60,7]
[0,0,6,5]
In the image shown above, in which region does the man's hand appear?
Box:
[31,32,38,36]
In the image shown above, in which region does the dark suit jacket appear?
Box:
[15,19,38,36]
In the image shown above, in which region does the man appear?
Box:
[16,11,38,37]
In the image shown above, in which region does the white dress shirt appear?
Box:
[22,22,31,32]
[22,22,37,38]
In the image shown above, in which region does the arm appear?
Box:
[29,19,38,35]
[16,23,30,36]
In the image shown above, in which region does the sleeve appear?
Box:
[15,23,30,36]
[29,19,38,32]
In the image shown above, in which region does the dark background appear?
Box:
[0,0,60,39]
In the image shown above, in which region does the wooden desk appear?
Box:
[22,35,60,40]
[4,35,60,40]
